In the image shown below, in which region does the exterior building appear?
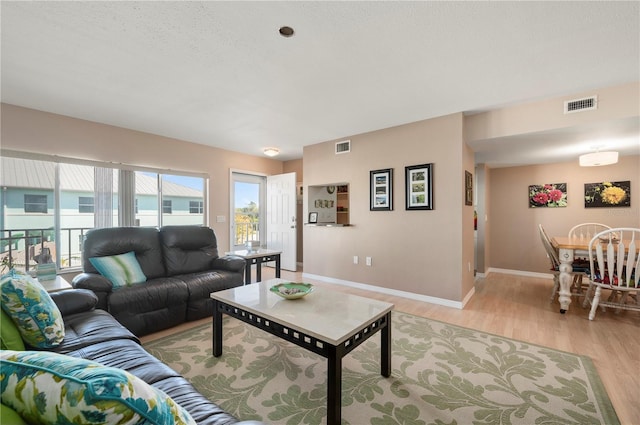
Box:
[1,157,204,271]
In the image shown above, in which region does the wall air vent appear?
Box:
[335,140,351,154]
[564,95,597,114]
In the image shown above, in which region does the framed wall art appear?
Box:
[584,180,631,208]
[370,168,393,211]
[529,183,567,208]
[405,163,433,210]
[465,170,473,206]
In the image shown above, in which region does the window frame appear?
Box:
[24,194,48,213]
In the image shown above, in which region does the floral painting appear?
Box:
[584,181,631,208]
[529,183,567,208]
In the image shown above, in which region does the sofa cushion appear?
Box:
[0,309,25,351]
[0,270,64,348]
[0,350,196,425]
[82,227,166,279]
[160,225,219,276]
[90,251,147,289]
[107,278,190,336]
[50,309,139,355]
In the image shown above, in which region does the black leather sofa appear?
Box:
[48,288,263,425]
[73,225,245,336]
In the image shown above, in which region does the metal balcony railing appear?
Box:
[1,227,91,272]
[234,221,259,246]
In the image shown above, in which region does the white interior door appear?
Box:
[266,172,297,271]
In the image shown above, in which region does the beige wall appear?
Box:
[465,82,639,140]
[0,104,284,252]
[303,113,476,304]
[487,155,640,273]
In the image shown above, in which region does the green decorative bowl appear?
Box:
[270,282,314,300]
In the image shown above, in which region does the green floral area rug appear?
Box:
[144,312,619,425]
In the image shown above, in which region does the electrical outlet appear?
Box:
[216,215,226,223]
[353,256,359,265]
[366,257,372,266]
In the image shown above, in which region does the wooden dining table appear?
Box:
[551,236,631,314]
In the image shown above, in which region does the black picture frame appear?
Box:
[370,168,393,211]
[308,212,318,223]
[465,170,473,206]
[405,163,433,210]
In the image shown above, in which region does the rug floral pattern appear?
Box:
[144,312,618,425]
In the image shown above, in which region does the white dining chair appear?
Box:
[538,224,588,303]
[583,227,640,320]
[568,223,611,242]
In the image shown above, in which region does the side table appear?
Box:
[39,276,72,293]
[225,248,282,284]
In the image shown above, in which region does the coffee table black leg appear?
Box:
[381,312,391,377]
[256,259,262,282]
[327,345,341,425]
[275,254,281,278]
[213,300,223,357]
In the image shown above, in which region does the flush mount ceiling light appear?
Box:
[263,148,280,157]
[279,26,294,38]
[579,150,619,167]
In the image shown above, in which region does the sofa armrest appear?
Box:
[50,289,98,317]
[72,272,113,310]
[212,255,246,273]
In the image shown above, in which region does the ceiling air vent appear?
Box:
[335,140,351,154]
[564,95,597,114]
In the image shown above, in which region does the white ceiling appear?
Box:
[1,1,639,167]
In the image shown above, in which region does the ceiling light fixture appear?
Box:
[579,150,618,167]
[279,26,294,38]
[263,148,280,157]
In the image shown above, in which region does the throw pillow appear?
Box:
[89,251,147,289]
[0,308,25,351]
[0,270,64,348]
[0,350,196,425]
[0,403,28,425]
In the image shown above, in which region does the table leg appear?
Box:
[557,248,574,314]
[381,312,391,377]
[255,259,262,282]
[326,346,342,425]
[275,254,281,278]
[213,300,223,356]
[245,263,252,285]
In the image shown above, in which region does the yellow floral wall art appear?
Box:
[584,181,631,208]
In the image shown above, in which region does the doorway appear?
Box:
[230,171,297,272]
[231,172,265,251]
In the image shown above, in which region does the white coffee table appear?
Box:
[210,279,394,425]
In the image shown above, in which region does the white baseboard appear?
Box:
[486,267,554,280]
[302,273,470,310]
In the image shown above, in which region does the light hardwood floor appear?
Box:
[141,268,639,425]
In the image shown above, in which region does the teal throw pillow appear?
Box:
[0,270,64,348]
[0,308,25,351]
[89,251,147,289]
[0,350,196,425]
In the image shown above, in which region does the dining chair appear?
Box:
[583,227,640,320]
[538,224,588,303]
[568,223,611,243]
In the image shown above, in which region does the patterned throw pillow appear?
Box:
[0,270,64,348]
[89,251,147,289]
[0,350,196,425]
